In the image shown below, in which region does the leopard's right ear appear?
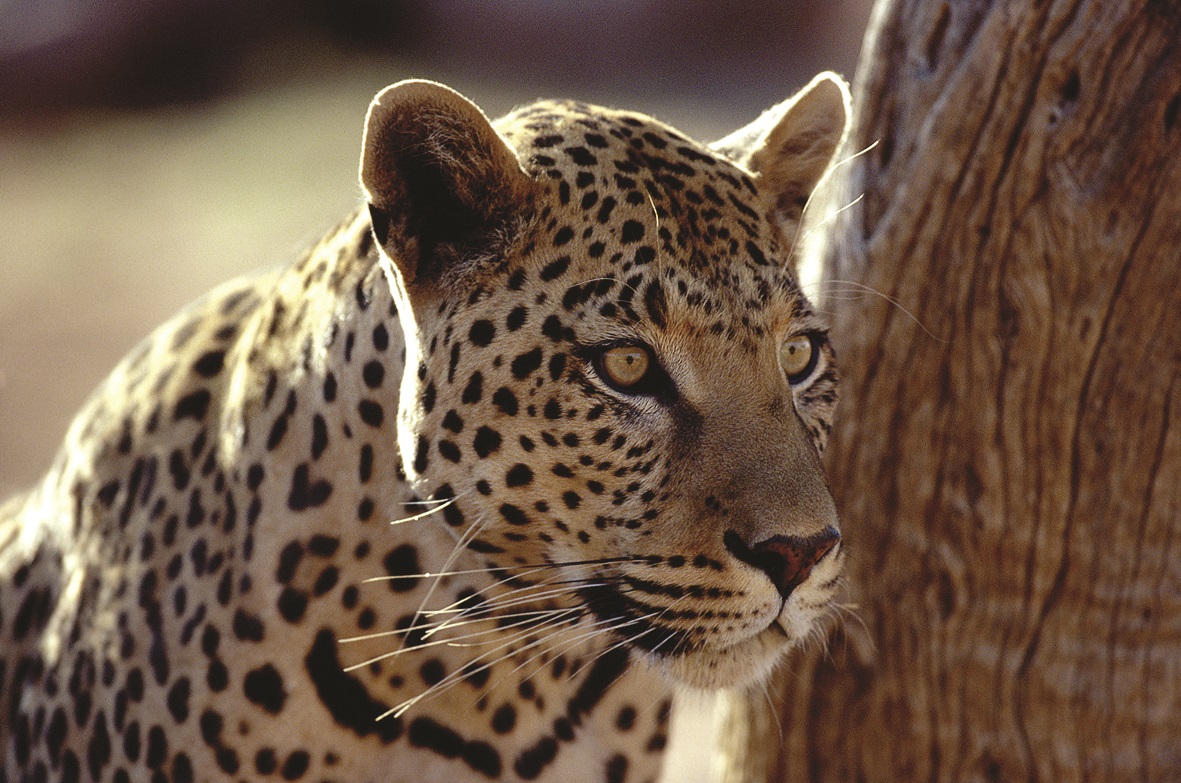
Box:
[360,80,537,287]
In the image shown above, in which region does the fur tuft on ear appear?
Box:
[359,80,537,286]
[711,72,851,227]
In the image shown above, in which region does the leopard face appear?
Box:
[361,78,849,690]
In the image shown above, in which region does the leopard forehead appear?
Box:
[478,99,816,344]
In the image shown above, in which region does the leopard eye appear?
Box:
[780,334,819,385]
[599,345,651,390]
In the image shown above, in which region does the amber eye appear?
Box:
[599,345,651,390]
[780,334,818,384]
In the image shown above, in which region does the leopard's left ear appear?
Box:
[711,72,850,226]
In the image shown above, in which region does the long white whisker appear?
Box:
[400,509,493,653]
[386,494,463,526]
[803,278,946,342]
[790,139,878,258]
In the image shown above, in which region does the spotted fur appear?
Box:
[1,75,850,783]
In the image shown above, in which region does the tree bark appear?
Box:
[717,1,1181,781]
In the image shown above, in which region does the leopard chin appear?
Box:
[650,623,796,690]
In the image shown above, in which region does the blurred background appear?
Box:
[0,1,871,777]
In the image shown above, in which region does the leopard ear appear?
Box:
[711,72,850,227]
[360,80,536,286]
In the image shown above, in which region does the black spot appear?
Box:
[462,372,484,404]
[323,372,337,402]
[363,360,385,388]
[244,664,287,714]
[548,354,567,381]
[414,435,430,474]
[565,147,597,166]
[277,587,308,622]
[288,464,333,511]
[473,427,503,458]
[553,717,575,741]
[267,415,289,451]
[256,748,278,774]
[419,659,445,686]
[359,444,374,483]
[514,736,559,780]
[166,677,191,723]
[372,323,390,351]
[462,743,503,779]
[745,240,769,266]
[442,409,465,433]
[146,725,167,768]
[506,306,528,331]
[305,630,402,744]
[281,750,310,780]
[313,565,339,595]
[311,414,329,460]
[192,351,226,377]
[232,609,265,642]
[492,387,519,416]
[491,703,517,734]
[620,220,645,243]
[276,541,303,583]
[408,717,461,759]
[470,320,496,347]
[173,390,212,422]
[616,705,636,730]
[439,440,462,462]
[448,342,462,382]
[172,752,194,783]
[511,348,544,380]
[596,196,617,223]
[384,545,422,593]
[499,503,530,526]
[358,400,384,427]
[541,255,571,281]
[541,315,566,342]
[643,280,668,329]
[87,712,111,780]
[567,647,630,722]
[553,226,575,246]
[505,464,534,487]
[606,754,628,783]
[422,382,437,414]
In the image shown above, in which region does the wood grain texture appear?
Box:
[717,1,1181,780]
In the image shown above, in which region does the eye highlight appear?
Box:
[599,345,650,389]
[780,333,820,384]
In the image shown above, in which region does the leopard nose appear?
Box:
[723,527,841,599]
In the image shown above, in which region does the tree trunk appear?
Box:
[716,1,1181,781]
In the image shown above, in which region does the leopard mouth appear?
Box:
[577,581,797,688]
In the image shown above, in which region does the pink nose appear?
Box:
[724,528,840,599]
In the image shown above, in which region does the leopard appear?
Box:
[0,72,850,783]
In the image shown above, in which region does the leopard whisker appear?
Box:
[400,509,495,652]
[801,279,945,342]
[359,554,642,584]
[492,611,660,693]
[381,613,610,720]
[385,494,465,526]
[340,606,583,652]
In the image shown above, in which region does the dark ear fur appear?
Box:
[359,80,536,285]
[711,72,851,227]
